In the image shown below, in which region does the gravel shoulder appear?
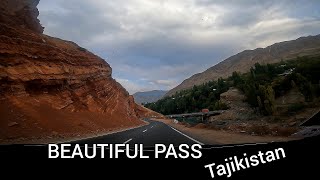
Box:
[153,118,299,145]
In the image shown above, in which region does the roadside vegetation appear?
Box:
[145,55,320,116]
[145,78,230,115]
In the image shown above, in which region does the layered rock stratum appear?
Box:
[0,0,148,143]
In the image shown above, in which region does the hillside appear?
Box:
[147,56,320,136]
[133,90,167,104]
[0,0,147,143]
[166,35,320,96]
[147,56,320,115]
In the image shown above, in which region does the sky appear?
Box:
[38,0,320,94]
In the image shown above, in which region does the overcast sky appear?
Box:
[38,0,320,94]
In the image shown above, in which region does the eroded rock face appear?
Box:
[0,24,112,97]
[210,88,257,122]
[0,0,145,143]
[0,0,43,33]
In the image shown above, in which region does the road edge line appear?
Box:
[61,120,149,143]
[169,126,205,145]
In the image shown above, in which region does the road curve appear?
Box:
[72,119,204,146]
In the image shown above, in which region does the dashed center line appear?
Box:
[123,138,132,144]
[143,129,148,133]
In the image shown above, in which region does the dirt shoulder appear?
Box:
[153,118,299,145]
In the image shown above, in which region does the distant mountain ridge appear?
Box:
[133,90,167,104]
[166,34,320,97]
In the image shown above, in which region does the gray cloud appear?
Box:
[39,0,123,45]
[38,0,320,94]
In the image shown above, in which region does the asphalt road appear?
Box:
[72,119,204,146]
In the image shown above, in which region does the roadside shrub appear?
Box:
[214,101,229,110]
[287,103,305,113]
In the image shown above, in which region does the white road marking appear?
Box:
[123,138,132,144]
[170,127,205,145]
[143,129,148,133]
[201,143,269,149]
[151,126,153,128]
[59,123,149,144]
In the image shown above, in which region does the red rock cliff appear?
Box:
[0,0,43,33]
[0,0,145,143]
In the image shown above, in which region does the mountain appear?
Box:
[166,34,320,97]
[0,0,149,143]
[133,90,167,104]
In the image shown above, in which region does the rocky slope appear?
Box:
[166,35,320,96]
[133,90,167,104]
[0,0,146,143]
[207,87,318,137]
